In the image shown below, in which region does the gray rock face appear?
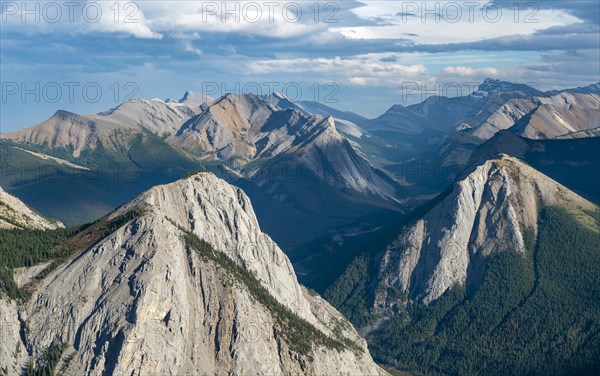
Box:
[0,298,27,375]
[4,173,385,376]
[470,92,600,140]
[374,156,598,309]
[0,186,63,229]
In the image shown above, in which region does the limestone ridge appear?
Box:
[169,93,403,201]
[373,155,598,309]
[0,186,64,230]
[3,173,386,375]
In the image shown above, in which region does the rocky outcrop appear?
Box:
[374,155,598,308]
[470,92,599,140]
[509,93,600,139]
[556,126,600,139]
[0,186,63,230]
[5,173,385,375]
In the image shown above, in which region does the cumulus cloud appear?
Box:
[0,0,161,38]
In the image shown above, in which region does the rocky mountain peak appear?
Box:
[374,155,597,307]
[53,109,79,120]
[4,172,385,375]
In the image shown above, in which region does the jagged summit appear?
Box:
[477,78,544,97]
[52,109,80,119]
[170,93,403,201]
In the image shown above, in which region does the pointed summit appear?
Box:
[10,172,384,375]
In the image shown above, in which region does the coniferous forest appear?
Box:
[327,207,600,375]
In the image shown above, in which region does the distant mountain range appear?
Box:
[0,79,598,279]
[1,78,598,375]
[0,91,408,283]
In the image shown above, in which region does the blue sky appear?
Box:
[1,0,599,132]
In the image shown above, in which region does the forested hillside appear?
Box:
[0,208,145,299]
[328,207,600,375]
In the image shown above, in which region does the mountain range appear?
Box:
[0,92,407,269]
[0,78,599,375]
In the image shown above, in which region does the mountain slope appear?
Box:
[0,110,128,158]
[374,155,598,306]
[171,93,278,160]
[170,93,405,202]
[404,79,599,141]
[508,92,600,139]
[387,80,599,196]
[326,155,600,374]
[471,131,600,203]
[406,79,543,134]
[370,203,600,375]
[99,97,201,136]
[364,104,438,135]
[0,97,201,160]
[296,100,368,127]
[0,186,63,230]
[1,173,386,375]
[0,140,202,226]
[267,93,418,167]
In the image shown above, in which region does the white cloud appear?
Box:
[334,1,581,44]
[442,66,499,77]
[135,1,328,39]
[91,1,162,39]
[1,1,326,39]
[349,77,369,86]
[1,0,161,39]
[247,54,428,86]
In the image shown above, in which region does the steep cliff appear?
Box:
[3,173,385,375]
